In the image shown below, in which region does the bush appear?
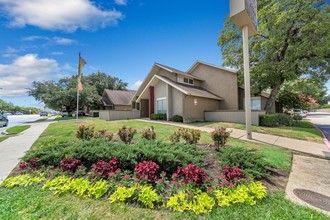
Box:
[211,127,231,150]
[151,113,167,120]
[175,128,201,144]
[76,125,95,140]
[170,131,181,144]
[259,114,294,127]
[218,146,269,179]
[117,126,137,144]
[23,139,205,174]
[223,166,244,181]
[141,126,156,141]
[94,129,113,142]
[172,115,183,122]
[292,113,303,122]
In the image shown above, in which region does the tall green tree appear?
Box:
[28,73,128,112]
[219,0,330,113]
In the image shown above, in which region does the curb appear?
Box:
[311,124,330,151]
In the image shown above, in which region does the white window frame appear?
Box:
[156,97,167,114]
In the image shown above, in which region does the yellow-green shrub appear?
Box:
[213,181,267,207]
[88,179,109,199]
[42,175,71,195]
[137,185,159,209]
[69,178,91,197]
[167,189,215,215]
[1,174,45,188]
[109,185,136,204]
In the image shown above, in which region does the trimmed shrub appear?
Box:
[211,127,231,150]
[170,131,181,144]
[76,125,95,140]
[141,126,156,141]
[169,128,201,145]
[172,115,183,122]
[151,113,167,120]
[117,126,137,144]
[23,139,204,174]
[292,113,303,122]
[260,113,294,127]
[94,129,113,142]
[218,146,269,179]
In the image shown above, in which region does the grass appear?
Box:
[34,119,291,172]
[54,116,90,121]
[0,136,8,142]
[6,125,31,135]
[36,117,48,122]
[0,186,328,220]
[192,120,323,143]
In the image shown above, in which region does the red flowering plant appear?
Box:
[19,161,29,170]
[90,157,121,179]
[217,166,245,187]
[59,158,81,172]
[134,161,160,182]
[174,164,209,185]
[29,157,40,170]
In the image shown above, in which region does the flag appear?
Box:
[77,54,86,91]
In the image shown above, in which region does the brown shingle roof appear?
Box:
[156,75,223,100]
[104,90,136,105]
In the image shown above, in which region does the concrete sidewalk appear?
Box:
[137,119,330,158]
[286,155,330,215]
[0,120,53,184]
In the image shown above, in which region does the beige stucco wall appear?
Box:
[172,87,183,117]
[189,64,238,110]
[205,110,265,126]
[157,69,176,81]
[99,109,140,121]
[154,80,167,113]
[114,105,132,111]
[183,96,220,122]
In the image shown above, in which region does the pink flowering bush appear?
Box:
[134,161,160,181]
[59,158,82,172]
[175,164,208,185]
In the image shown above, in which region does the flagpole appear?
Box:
[76,52,80,124]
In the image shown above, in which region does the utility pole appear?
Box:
[230,0,257,139]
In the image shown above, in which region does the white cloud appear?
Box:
[1,46,20,58]
[0,0,124,32]
[130,80,142,90]
[114,0,127,5]
[0,54,60,96]
[52,37,76,45]
[22,36,76,45]
[51,51,64,56]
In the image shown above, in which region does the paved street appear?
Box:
[0,114,41,133]
[307,112,330,141]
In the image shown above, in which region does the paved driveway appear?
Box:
[307,112,330,141]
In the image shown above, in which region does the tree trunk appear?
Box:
[264,83,282,114]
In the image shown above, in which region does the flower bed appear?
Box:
[2,158,267,215]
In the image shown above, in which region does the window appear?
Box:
[183,77,194,85]
[157,98,167,114]
[243,97,261,110]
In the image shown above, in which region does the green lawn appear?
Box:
[192,120,323,143]
[6,125,31,135]
[36,117,48,122]
[0,119,325,219]
[0,186,328,220]
[0,136,8,142]
[54,116,90,121]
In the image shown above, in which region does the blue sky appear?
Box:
[0,0,328,109]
